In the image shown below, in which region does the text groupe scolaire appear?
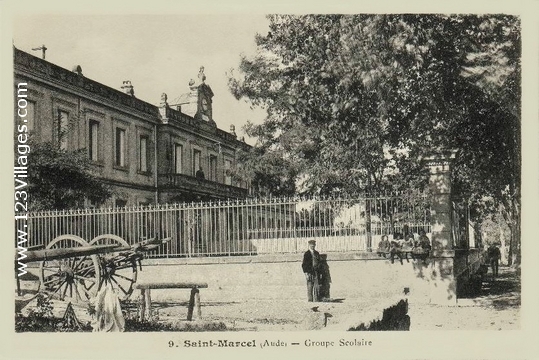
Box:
[176,338,373,348]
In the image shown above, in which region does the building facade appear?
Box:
[13,47,251,207]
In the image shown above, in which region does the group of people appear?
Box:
[300,227,433,301]
[376,226,432,264]
[300,231,504,302]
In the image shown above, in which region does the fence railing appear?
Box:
[451,201,479,249]
[17,193,432,257]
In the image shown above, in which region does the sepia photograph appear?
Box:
[2,1,538,359]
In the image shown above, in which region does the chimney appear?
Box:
[121,80,134,96]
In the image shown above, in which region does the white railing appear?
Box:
[17,193,432,257]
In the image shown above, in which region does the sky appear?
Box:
[13,14,269,143]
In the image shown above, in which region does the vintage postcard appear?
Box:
[1,0,538,359]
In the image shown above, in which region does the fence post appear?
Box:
[423,150,457,305]
[365,197,373,252]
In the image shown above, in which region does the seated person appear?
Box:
[412,229,431,261]
[418,230,431,250]
[392,231,404,247]
[401,234,414,252]
[400,233,414,261]
[377,235,391,257]
[389,235,404,265]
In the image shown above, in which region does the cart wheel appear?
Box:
[89,235,137,301]
[40,235,101,303]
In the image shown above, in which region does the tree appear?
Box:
[232,125,299,197]
[229,15,396,195]
[480,205,512,265]
[24,141,112,211]
[229,15,520,262]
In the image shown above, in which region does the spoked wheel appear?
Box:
[40,235,101,303]
[89,235,137,301]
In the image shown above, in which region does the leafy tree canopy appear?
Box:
[23,141,112,211]
[229,14,520,218]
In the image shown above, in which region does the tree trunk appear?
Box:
[498,223,507,265]
[365,198,372,251]
[512,196,521,267]
[507,194,521,268]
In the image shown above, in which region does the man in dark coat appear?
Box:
[487,244,501,277]
[302,240,321,302]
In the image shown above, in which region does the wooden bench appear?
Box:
[134,282,208,321]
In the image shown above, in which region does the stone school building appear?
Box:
[13,47,251,207]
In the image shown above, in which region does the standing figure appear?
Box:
[318,254,332,301]
[487,243,501,277]
[302,240,321,302]
[195,166,205,180]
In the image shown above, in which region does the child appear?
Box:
[390,234,404,265]
[412,229,431,262]
[377,235,391,258]
[318,254,332,301]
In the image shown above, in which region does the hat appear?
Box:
[308,240,316,245]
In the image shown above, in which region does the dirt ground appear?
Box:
[408,266,520,330]
[140,266,520,331]
[18,264,520,331]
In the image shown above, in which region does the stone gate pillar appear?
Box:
[422,151,457,304]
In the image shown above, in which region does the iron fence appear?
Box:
[451,201,479,249]
[17,193,432,257]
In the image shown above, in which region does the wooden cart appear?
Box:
[15,234,170,303]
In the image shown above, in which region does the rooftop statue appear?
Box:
[198,66,206,83]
